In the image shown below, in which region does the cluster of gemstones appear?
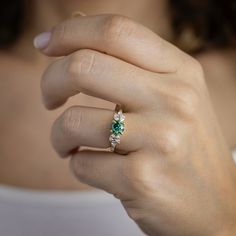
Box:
[109,110,125,151]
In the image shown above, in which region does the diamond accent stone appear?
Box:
[114,111,125,122]
[109,134,120,144]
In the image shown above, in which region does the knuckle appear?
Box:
[188,58,205,84]
[52,21,69,46]
[70,156,87,182]
[169,82,200,120]
[60,107,82,138]
[41,62,63,109]
[126,208,145,222]
[156,127,180,155]
[41,68,49,98]
[41,63,54,97]
[67,50,97,82]
[103,15,136,45]
[192,58,204,75]
[177,86,199,119]
[122,157,155,195]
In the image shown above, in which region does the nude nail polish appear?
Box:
[33,32,51,49]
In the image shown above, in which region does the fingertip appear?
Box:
[41,95,67,110]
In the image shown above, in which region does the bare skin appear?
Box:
[0,0,171,190]
[38,14,236,235]
[0,0,236,193]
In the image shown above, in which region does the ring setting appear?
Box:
[109,110,125,151]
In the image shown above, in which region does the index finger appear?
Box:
[34,14,187,73]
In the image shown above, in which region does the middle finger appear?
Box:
[41,49,156,110]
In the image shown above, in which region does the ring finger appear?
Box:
[51,106,144,157]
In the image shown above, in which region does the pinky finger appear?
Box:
[70,151,131,200]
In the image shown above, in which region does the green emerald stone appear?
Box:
[112,121,124,135]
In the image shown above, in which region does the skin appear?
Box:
[0,1,236,234]
[0,0,172,190]
[38,14,236,235]
[0,1,236,190]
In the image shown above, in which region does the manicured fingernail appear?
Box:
[71,11,86,17]
[33,31,51,49]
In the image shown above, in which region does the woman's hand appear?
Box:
[37,14,236,236]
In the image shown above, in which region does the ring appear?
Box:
[109,109,125,152]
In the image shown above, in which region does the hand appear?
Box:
[38,14,236,236]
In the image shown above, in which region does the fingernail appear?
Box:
[71,11,86,17]
[33,31,51,49]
